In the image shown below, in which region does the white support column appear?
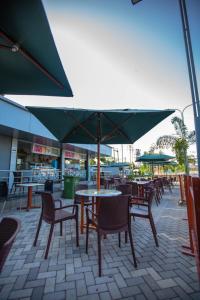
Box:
[9,137,18,190]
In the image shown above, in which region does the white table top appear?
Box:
[76,189,121,197]
[132,181,150,185]
[16,183,44,187]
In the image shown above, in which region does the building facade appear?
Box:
[0,96,112,189]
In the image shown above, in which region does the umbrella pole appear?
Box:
[97,141,100,190]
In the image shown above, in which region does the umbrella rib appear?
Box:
[62,111,97,142]
[0,29,64,89]
[101,113,133,143]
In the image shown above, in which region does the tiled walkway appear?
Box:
[0,186,200,299]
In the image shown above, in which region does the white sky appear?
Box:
[7,0,198,161]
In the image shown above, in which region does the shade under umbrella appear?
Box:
[0,0,73,97]
[26,107,175,189]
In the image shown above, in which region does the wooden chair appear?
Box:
[33,192,79,259]
[162,177,172,193]
[126,181,138,196]
[10,171,29,194]
[0,217,21,272]
[116,184,132,197]
[86,195,137,276]
[130,187,159,247]
[35,179,54,195]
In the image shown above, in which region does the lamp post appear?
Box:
[175,103,193,126]
[130,0,200,176]
[175,103,194,175]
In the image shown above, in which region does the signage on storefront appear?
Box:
[64,150,86,160]
[32,144,60,157]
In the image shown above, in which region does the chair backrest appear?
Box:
[98,195,129,232]
[143,187,154,210]
[41,192,55,223]
[116,184,132,196]
[114,178,120,186]
[13,171,22,183]
[126,181,138,196]
[44,180,54,193]
[0,217,21,272]
[0,181,8,198]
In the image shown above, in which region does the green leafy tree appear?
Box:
[156,116,195,173]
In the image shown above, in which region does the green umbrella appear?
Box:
[136,154,174,162]
[0,0,73,97]
[26,107,174,189]
[152,161,177,166]
[136,153,175,176]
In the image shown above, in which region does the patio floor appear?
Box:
[0,186,200,300]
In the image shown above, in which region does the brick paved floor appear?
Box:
[0,186,200,299]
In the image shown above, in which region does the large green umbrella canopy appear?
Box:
[27,107,174,188]
[0,0,73,97]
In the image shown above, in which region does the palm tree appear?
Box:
[156,116,195,174]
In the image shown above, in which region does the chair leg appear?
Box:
[128,226,137,268]
[60,221,63,236]
[72,200,76,214]
[45,224,54,259]
[149,215,159,247]
[33,214,42,246]
[86,219,89,254]
[97,232,102,277]
[76,215,79,247]
[118,232,121,248]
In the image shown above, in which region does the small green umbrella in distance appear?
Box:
[136,154,175,162]
[0,0,73,97]
[136,153,175,176]
[151,161,177,166]
[26,107,175,189]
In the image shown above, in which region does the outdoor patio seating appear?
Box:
[0,217,21,272]
[162,177,172,193]
[33,192,79,259]
[149,179,162,205]
[10,171,29,194]
[85,195,137,276]
[130,186,159,247]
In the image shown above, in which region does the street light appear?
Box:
[175,103,194,174]
[175,103,193,125]
[130,0,200,176]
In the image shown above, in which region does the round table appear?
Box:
[16,183,44,210]
[75,189,121,234]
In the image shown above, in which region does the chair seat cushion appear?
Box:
[130,206,149,216]
[55,210,74,222]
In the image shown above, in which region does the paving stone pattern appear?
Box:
[0,186,200,299]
